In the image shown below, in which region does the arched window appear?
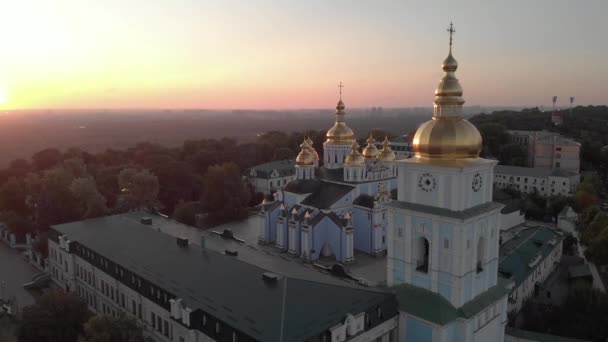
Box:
[477,236,485,273]
[416,237,430,273]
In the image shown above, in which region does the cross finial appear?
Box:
[338,81,344,100]
[447,22,455,52]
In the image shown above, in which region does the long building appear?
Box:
[48,213,399,342]
[493,165,579,197]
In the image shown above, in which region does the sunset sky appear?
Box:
[0,0,606,110]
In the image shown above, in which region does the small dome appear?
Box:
[296,140,315,166]
[377,136,397,161]
[305,137,319,160]
[344,142,365,166]
[442,52,458,72]
[362,134,380,159]
[412,117,482,159]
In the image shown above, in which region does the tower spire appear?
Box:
[338,81,344,101]
[447,22,456,53]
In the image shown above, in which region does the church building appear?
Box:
[255,86,401,263]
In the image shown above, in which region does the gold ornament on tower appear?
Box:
[326,82,355,144]
[412,23,482,160]
[362,134,380,159]
[305,137,319,160]
[377,136,397,161]
[296,139,315,166]
[344,141,365,166]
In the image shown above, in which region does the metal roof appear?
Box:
[52,213,393,342]
[386,201,504,221]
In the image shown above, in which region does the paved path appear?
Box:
[0,243,39,311]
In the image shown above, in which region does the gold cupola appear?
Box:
[412,23,482,160]
[362,134,380,159]
[305,137,319,160]
[326,83,355,145]
[377,136,397,161]
[344,141,365,166]
[296,139,315,166]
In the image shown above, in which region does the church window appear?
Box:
[203,314,207,326]
[376,306,383,319]
[477,237,485,273]
[397,228,403,238]
[216,322,222,334]
[382,236,385,244]
[233,332,238,342]
[466,239,470,249]
[416,237,430,273]
[443,239,449,249]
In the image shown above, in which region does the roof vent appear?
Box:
[225,249,238,256]
[221,229,234,239]
[177,237,189,247]
[141,217,153,225]
[262,272,281,284]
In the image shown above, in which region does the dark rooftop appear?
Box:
[52,213,392,342]
[386,201,504,221]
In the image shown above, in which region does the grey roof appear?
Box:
[393,278,509,325]
[536,134,581,146]
[317,166,395,184]
[495,165,576,178]
[284,178,355,209]
[498,227,564,289]
[567,264,592,279]
[386,201,504,221]
[247,159,295,179]
[52,213,392,342]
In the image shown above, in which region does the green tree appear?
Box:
[70,177,108,218]
[118,168,159,210]
[18,290,90,342]
[31,148,63,171]
[475,123,509,158]
[78,314,144,342]
[172,201,204,226]
[0,177,28,215]
[201,162,251,224]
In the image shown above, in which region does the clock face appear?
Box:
[418,173,437,192]
[472,173,483,192]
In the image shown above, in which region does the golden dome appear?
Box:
[344,142,365,166]
[305,137,319,160]
[413,117,481,159]
[411,24,482,160]
[377,136,397,161]
[296,140,315,166]
[362,134,380,159]
[326,98,355,144]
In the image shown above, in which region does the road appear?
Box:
[0,243,39,311]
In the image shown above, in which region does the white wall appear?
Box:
[500,211,525,231]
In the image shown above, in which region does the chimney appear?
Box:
[141,217,153,225]
[225,249,238,256]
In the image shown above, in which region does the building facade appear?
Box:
[508,130,580,174]
[245,159,296,194]
[493,165,579,196]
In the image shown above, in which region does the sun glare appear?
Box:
[0,89,7,106]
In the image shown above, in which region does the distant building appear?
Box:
[508,130,580,174]
[245,159,295,194]
[498,227,563,314]
[374,139,413,160]
[493,165,579,197]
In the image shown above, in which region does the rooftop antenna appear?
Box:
[447,22,456,53]
[552,96,557,111]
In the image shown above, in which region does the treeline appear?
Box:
[0,130,325,250]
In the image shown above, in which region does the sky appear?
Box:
[0,0,606,110]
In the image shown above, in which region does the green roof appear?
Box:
[498,227,564,288]
[392,279,509,326]
[506,327,591,342]
[52,212,394,342]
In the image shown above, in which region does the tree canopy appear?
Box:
[79,314,144,342]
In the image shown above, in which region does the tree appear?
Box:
[475,123,510,158]
[78,314,144,342]
[172,201,204,226]
[70,177,108,218]
[201,162,251,224]
[32,148,63,171]
[18,290,89,342]
[117,168,159,210]
[0,177,28,215]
